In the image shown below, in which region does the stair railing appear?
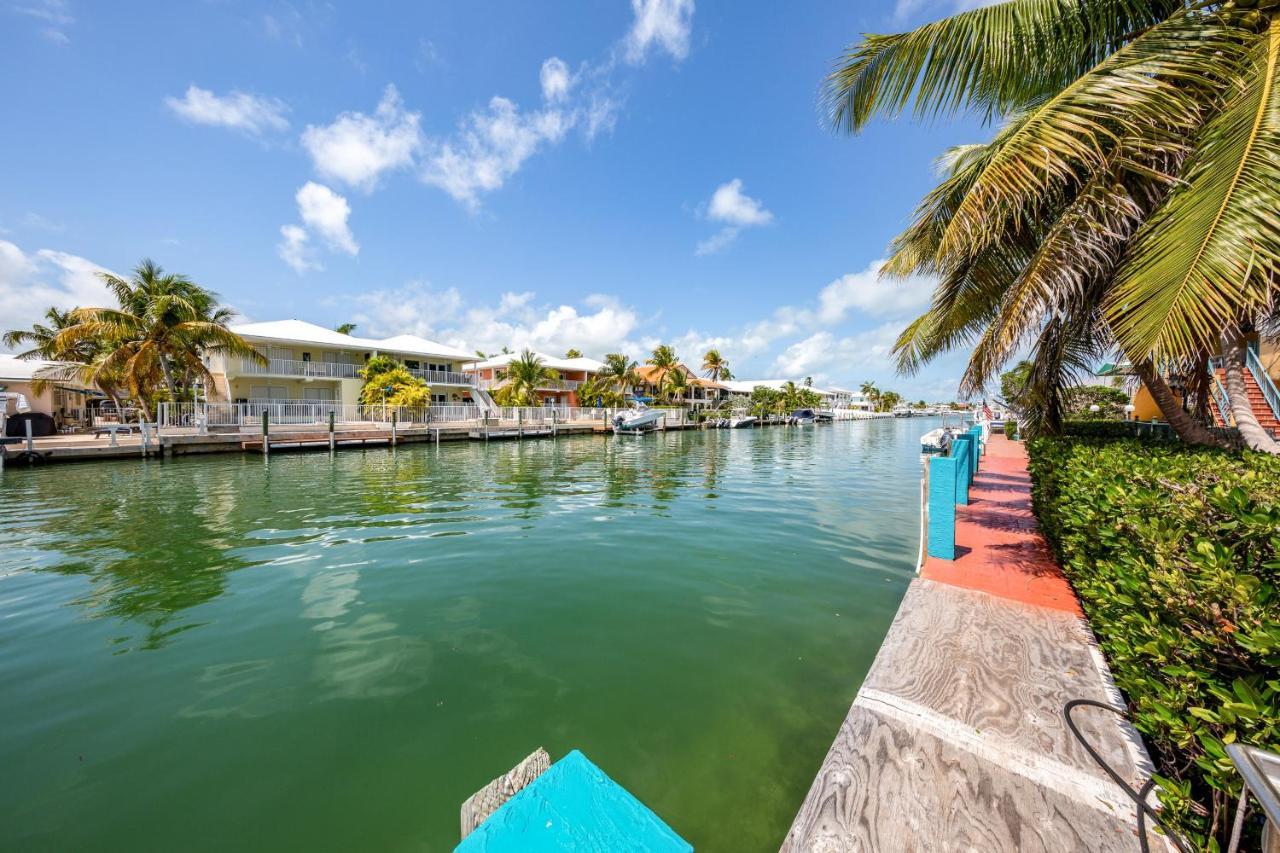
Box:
[1208,357,1234,426]
[1244,347,1280,424]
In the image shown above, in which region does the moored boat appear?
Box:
[611,406,666,434]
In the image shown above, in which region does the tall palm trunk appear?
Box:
[1221,333,1280,454]
[1133,359,1228,448]
[157,352,178,423]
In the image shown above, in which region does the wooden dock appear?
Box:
[783,436,1172,852]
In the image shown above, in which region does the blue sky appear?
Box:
[1,0,987,399]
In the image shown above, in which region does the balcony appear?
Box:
[237,358,359,379]
[408,367,475,386]
[475,376,581,391]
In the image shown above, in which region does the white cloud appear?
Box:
[540,57,573,103]
[421,97,573,209]
[696,178,773,255]
[707,178,772,227]
[624,0,695,64]
[815,260,934,323]
[13,0,73,42]
[769,324,903,383]
[0,240,116,337]
[695,228,740,257]
[301,85,422,191]
[295,182,358,255]
[277,225,319,274]
[346,283,640,357]
[165,85,290,136]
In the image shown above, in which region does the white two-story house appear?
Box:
[207,320,476,407]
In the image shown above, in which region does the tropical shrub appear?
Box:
[1026,437,1280,848]
[1003,420,1017,440]
[358,358,429,407]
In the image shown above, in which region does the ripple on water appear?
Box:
[0,419,939,852]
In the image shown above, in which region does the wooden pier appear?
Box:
[783,436,1172,852]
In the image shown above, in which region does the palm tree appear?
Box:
[646,344,680,395]
[702,349,732,381]
[663,367,692,404]
[4,306,130,411]
[4,307,81,359]
[601,353,640,397]
[860,381,882,411]
[576,374,621,408]
[498,349,559,407]
[335,323,357,335]
[53,259,263,417]
[564,348,583,359]
[828,2,1280,451]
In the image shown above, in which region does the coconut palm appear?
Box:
[828,1,1280,451]
[564,348,583,359]
[601,353,640,396]
[335,323,357,335]
[576,374,621,408]
[662,367,692,404]
[4,307,82,359]
[702,349,733,381]
[52,260,262,417]
[3,306,131,410]
[646,344,680,397]
[498,349,559,407]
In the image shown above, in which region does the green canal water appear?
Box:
[0,420,931,852]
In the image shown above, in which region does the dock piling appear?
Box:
[391,411,397,447]
[262,411,269,456]
[926,455,958,561]
[328,411,335,451]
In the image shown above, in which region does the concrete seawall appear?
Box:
[783,436,1171,852]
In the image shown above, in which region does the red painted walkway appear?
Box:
[922,435,1082,615]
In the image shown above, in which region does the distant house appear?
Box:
[0,354,98,424]
[632,365,730,410]
[463,351,606,407]
[205,320,477,406]
[721,379,870,411]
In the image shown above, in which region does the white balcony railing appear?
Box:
[237,358,359,379]
[408,367,475,386]
[234,358,474,385]
[474,376,582,391]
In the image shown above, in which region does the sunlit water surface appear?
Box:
[0,419,936,852]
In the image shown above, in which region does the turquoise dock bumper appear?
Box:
[455,750,692,852]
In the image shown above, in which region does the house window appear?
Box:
[301,352,312,362]
[405,359,420,370]
[250,385,289,400]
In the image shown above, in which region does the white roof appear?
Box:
[230,320,472,361]
[0,354,90,385]
[0,354,56,381]
[464,351,606,373]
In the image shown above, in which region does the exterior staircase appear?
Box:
[1211,357,1280,436]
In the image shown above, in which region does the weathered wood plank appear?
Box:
[782,579,1169,853]
[459,747,551,840]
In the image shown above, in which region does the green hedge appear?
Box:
[1026,437,1280,848]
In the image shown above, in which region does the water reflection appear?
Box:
[0,423,931,652]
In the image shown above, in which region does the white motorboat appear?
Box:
[611,406,666,434]
[922,414,961,453]
[728,415,756,429]
[788,408,817,425]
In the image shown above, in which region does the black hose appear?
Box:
[1063,699,1192,853]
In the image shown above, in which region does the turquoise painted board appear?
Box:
[927,456,957,560]
[455,750,693,853]
[952,438,972,505]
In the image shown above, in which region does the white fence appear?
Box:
[156,401,652,430]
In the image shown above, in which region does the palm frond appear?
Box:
[1107,18,1280,359]
[824,0,1182,132]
